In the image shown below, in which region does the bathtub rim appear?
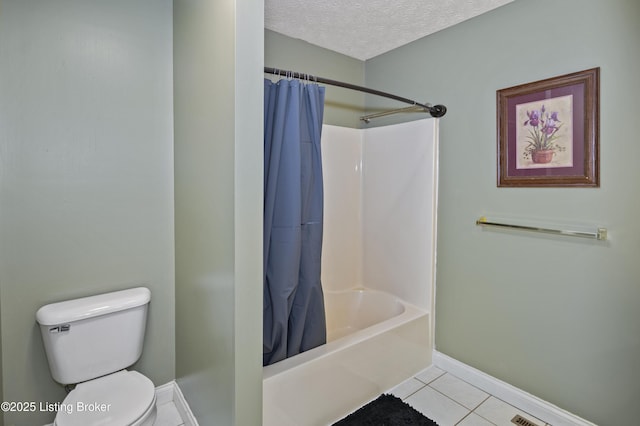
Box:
[263,287,429,380]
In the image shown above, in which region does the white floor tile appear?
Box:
[414,365,446,385]
[405,385,469,426]
[430,373,489,410]
[474,397,544,426]
[457,412,496,426]
[389,377,426,399]
[155,401,184,426]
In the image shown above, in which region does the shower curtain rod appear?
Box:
[264,67,447,120]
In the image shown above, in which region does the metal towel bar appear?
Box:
[475,216,607,241]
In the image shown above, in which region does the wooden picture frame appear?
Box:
[497,67,599,187]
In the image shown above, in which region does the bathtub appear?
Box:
[263,288,431,426]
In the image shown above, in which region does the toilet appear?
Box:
[36,287,157,426]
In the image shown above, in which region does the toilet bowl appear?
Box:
[53,371,157,426]
[36,287,156,426]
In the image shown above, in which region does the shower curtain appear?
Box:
[263,78,327,366]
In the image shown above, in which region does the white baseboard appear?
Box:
[432,351,596,426]
[156,380,176,405]
[158,381,200,426]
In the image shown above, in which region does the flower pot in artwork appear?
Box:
[531,149,554,164]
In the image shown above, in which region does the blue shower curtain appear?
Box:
[263,78,327,366]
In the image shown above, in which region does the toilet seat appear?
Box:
[54,370,156,426]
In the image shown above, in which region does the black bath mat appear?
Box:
[332,393,439,426]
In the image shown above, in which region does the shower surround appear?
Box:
[263,118,439,425]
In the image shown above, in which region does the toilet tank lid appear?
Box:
[36,287,150,326]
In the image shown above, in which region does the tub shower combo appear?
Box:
[263,68,443,425]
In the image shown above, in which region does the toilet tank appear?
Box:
[36,287,151,385]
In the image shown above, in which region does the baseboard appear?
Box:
[160,381,200,426]
[156,380,177,405]
[432,351,596,426]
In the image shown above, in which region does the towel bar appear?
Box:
[475,217,607,241]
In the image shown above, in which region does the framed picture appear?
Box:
[497,67,599,187]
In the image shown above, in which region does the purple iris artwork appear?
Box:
[521,99,566,165]
[498,67,598,187]
[520,103,567,164]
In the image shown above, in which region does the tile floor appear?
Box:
[157,367,551,426]
[388,366,550,426]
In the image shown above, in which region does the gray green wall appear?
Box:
[265,30,365,128]
[0,1,175,425]
[174,0,263,424]
[365,0,640,424]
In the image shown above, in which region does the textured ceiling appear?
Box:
[265,0,513,60]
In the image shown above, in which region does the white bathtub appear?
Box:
[325,289,405,341]
[263,288,431,426]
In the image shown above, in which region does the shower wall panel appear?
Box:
[321,119,438,311]
[362,119,438,311]
[320,125,364,291]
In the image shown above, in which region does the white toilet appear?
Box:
[36,287,157,426]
